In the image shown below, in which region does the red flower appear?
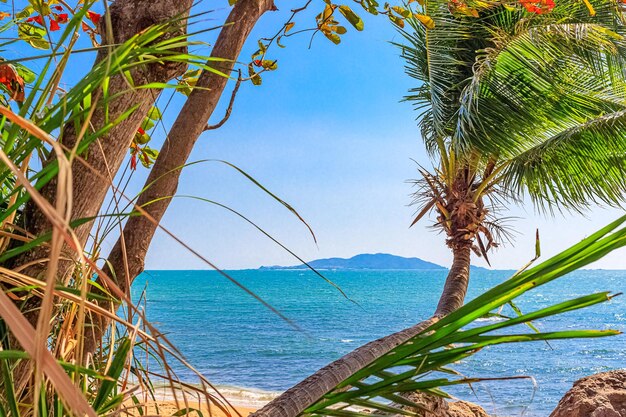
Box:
[253,59,262,67]
[0,64,25,102]
[81,21,90,31]
[519,0,554,13]
[87,11,101,25]
[56,13,69,23]
[130,153,138,170]
[26,15,44,25]
[50,18,60,31]
[53,5,64,11]
[137,127,146,135]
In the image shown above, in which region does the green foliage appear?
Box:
[244,0,417,86]
[0,6,237,416]
[401,0,626,213]
[17,23,49,49]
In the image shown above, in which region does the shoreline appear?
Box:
[145,384,281,412]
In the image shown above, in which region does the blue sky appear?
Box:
[133,2,626,270]
[11,1,625,270]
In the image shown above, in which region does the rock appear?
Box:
[448,401,490,417]
[550,369,626,417]
[397,392,490,417]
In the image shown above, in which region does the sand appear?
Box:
[123,387,271,417]
[145,400,257,417]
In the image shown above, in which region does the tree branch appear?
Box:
[204,69,242,131]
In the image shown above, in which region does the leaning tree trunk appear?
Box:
[250,243,473,417]
[249,318,438,417]
[82,0,277,357]
[5,0,192,331]
[435,242,472,317]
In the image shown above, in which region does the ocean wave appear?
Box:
[149,384,281,407]
[212,385,282,406]
[475,317,505,323]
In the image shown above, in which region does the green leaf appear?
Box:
[338,5,364,31]
[92,338,132,412]
[323,31,341,44]
[183,68,202,80]
[140,118,155,131]
[14,63,36,83]
[261,60,278,70]
[15,6,33,19]
[135,133,150,144]
[392,6,411,18]
[147,106,161,120]
[143,146,159,159]
[248,63,262,86]
[388,13,405,28]
[18,23,50,50]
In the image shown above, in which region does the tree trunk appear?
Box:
[17,0,192,264]
[83,0,277,356]
[250,318,439,417]
[1,0,193,394]
[435,243,472,317]
[7,0,192,329]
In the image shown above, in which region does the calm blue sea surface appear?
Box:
[133,269,626,416]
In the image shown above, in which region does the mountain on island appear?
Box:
[261,253,447,271]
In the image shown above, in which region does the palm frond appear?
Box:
[501,108,626,212]
[401,0,626,216]
[457,19,626,155]
[400,4,482,152]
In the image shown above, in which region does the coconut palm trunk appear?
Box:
[435,242,472,316]
[251,315,443,417]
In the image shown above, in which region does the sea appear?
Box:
[132,269,626,417]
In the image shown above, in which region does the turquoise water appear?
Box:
[133,269,626,416]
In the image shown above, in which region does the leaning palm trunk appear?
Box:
[251,249,472,417]
[253,184,481,417]
[251,319,441,417]
[436,242,472,316]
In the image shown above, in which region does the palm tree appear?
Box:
[402,0,626,316]
[251,1,626,416]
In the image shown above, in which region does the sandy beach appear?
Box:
[125,386,278,416]
[145,400,257,417]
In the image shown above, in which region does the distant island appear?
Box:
[260,253,489,271]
